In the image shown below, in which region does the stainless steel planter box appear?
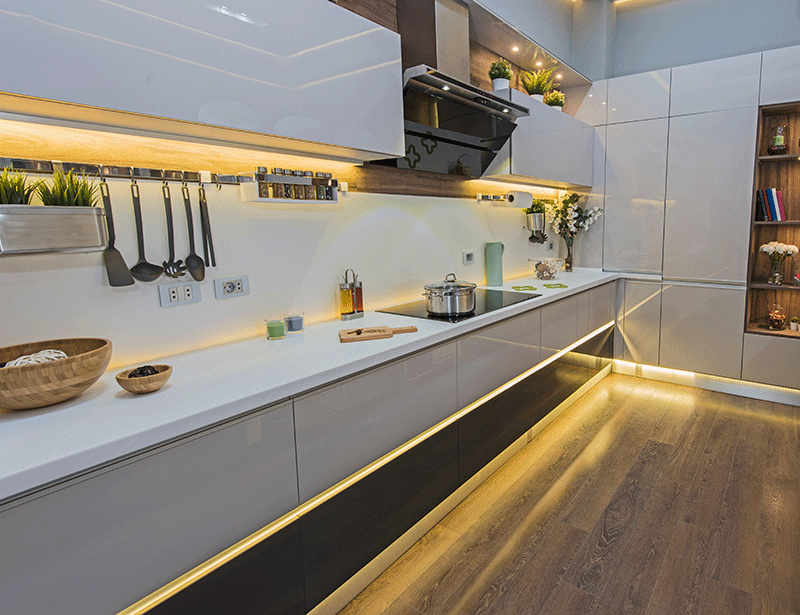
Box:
[0,205,107,255]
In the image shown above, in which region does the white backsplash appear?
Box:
[0,182,602,368]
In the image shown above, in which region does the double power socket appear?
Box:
[158,275,250,308]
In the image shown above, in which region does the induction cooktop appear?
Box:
[377,289,541,323]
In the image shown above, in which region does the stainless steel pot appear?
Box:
[422,273,477,315]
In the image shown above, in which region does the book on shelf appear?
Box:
[766,188,780,221]
[756,189,768,221]
[777,190,787,221]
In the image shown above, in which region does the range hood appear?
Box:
[370,65,529,178]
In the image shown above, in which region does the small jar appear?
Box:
[304,172,316,200]
[768,304,786,330]
[314,172,326,200]
[265,319,286,340]
[283,170,295,200]
[324,173,334,200]
[272,168,285,199]
[293,170,306,199]
[285,313,305,333]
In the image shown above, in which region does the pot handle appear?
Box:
[445,273,457,282]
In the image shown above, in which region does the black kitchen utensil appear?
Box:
[129,182,164,282]
[100,179,135,287]
[182,183,205,281]
[161,183,186,278]
[198,184,216,267]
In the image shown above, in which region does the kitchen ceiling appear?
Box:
[464,0,592,89]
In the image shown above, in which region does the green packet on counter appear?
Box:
[511,285,537,291]
[543,283,568,289]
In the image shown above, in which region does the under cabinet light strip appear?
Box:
[116,319,615,615]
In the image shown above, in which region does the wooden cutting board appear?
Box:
[339,326,418,343]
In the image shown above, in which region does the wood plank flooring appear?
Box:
[336,374,800,615]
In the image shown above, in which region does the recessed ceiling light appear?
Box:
[556,74,562,79]
[512,46,519,52]
[502,108,509,113]
[588,94,593,97]
[536,61,542,67]
[442,85,450,91]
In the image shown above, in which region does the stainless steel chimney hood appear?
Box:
[369,65,529,178]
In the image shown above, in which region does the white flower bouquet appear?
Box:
[760,241,798,285]
[546,193,603,272]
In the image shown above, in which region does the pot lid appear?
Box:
[424,273,477,292]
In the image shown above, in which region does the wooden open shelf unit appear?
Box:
[747,103,800,337]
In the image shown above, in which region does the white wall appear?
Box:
[1,182,599,368]
[479,0,575,65]
[612,0,800,76]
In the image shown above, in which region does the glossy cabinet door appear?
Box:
[486,88,594,188]
[0,401,299,615]
[541,295,579,360]
[0,0,404,158]
[603,118,668,273]
[663,107,757,283]
[589,281,617,333]
[622,280,662,366]
[659,283,746,379]
[741,333,800,389]
[760,45,800,106]
[577,126,607,269]
[569,79,608,127]
[670,53,761,116]
[457,309,541,409]
[294,342,458,502]
[607,69,671,124]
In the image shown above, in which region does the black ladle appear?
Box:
[129,182,164,282]
[182,183,205,281]
[162,183,186,278]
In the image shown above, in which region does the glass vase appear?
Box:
[564,238,574,272]
[768,261,783,285]
[768,304,786,330]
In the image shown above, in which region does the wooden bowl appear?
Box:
[116,365,172,394]
[0,338,112,410]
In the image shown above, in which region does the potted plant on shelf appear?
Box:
[488,59,513,91]
[521,67,559,102]
[544,90,566,111]
[790,317,799,332]
[523,198,548,244]
[547,193,603,271]
[0,168,38,205]
[36,170,99,207]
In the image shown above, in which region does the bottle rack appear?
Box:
[239,173,339,204]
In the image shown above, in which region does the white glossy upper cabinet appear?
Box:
[607,69,670,124]
[670,53,761,116]
[0,0,404,160]
[662,107,757,283]
[603,118,668,273]
[659,283,745,379]
[761,45,800,106]
[485,88,594,188]
[564,79,608,127]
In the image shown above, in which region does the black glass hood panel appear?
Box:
[369,65,529,178]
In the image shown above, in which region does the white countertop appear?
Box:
[0,269,619,505]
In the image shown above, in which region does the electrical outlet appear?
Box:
[214,275,250,300]
[462,251,475,265]
[547,241,555,251]
[159,281,201,308]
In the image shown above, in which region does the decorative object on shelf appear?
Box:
[768,304,787,330]
[760,241,798,285]
[265,319,286,340]
[285,314,305,333]
[528,257,564,279]
[520,67,559,101]
[36,169,99,208]
[543,90,566,110]
[547,193,603,272]
[767,125,788,155]
[0,167,37,204]
[488,58,513,91]
[0,338,112,410]
[339,268,364,321]
[116,364,172,394]
[794,269,800,286]
[790,316,799,332]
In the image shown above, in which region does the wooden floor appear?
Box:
[337,374,800,615]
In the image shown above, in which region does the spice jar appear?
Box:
[315,172,326,200]
[768,304,786,330]
[303,172,315,200]
[324,173,335,200]
[272,168,285,199]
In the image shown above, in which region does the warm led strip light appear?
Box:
[117,320,615,615]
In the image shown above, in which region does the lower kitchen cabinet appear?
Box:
[541,295,579,360]
[741,333,800,389]
[294,342,458,503]
[0,401,299,615]
[456,309,541,409]
[622,280,663,366]
[300,423,459,611]
[587,281,617,335]
[659,283,746,379]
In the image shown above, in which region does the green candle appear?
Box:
[266,320,286,339]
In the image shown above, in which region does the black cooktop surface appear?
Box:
[377,289,541,323]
